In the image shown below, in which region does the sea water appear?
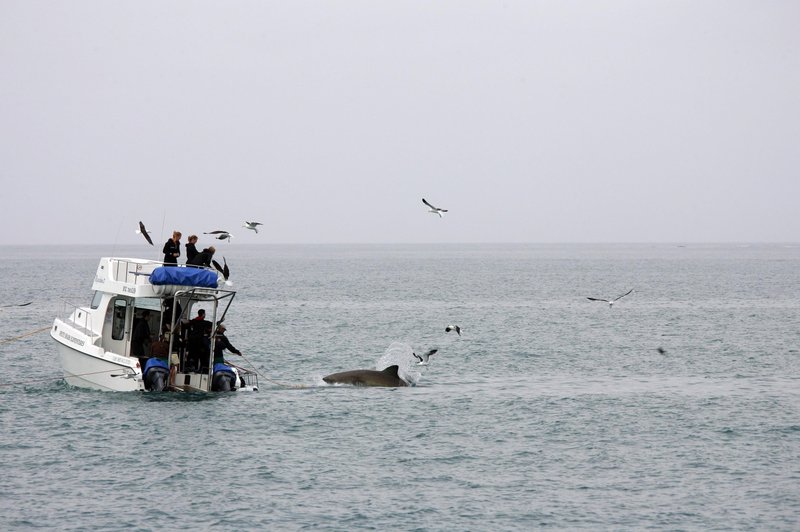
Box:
[0,244,798,530]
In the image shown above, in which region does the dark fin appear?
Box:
[382,365,400,377]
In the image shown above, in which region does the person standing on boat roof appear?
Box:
[162,231,182,265]
[187,246,215,268]
[213,323,242,365]
[185,235,199,264]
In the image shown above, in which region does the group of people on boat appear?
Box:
[162,231,216,268]
[184,309,242,370]
[133,306,244,390]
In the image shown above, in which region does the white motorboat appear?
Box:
[51,257,257,392]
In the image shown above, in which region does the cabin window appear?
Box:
[134,297,163,313]
[90,291,102,310]
[112,299,127,340]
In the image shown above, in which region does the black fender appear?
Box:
[144,367,169,392]
[212,371,236,392]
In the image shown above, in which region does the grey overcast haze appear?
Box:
[1,1,798,246]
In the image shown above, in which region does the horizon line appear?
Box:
[1,241,798,247]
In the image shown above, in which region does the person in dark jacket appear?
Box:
[162,231,182,265]
[185,235,199,264]
[186,318,212,372]
[187,246,215,267]
[132,310,152,367]
[213,323,242,364]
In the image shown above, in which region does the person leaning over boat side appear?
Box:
[187,246,215,268]
[162,231,182,265]
[185,235,199,264]
[213,323,242,364]
[132,310,152,368]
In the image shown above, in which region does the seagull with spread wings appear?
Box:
[0,301,32,308]
[412,349,438,366]
[445,325,461,336]
[136,221,154,246]
[204,230,232,242]
[212,256,230,280]
[243,221,263,233]
[587,288,634,308]
[422,198,448,218]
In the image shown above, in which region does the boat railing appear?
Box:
[109,258,165,285]
[108,258,218,286]
[59,300,97,339]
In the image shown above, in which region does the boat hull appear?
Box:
[52,326,144,392]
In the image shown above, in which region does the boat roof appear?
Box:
[92,257,230,299]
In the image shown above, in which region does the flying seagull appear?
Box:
[0,301,32,308]
[243,221,263,233]
[587,288,634,307]
[136,221,154,246]
[412,349,438,366]
[422,198,448,218]
[212,257,230,280]
[445,325,461,336]
[222,256,230,279]
[204,230,232,242]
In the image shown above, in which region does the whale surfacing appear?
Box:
[322,365,407,387]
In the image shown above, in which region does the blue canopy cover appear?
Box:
[149,267,218,288]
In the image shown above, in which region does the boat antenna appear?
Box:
[160,209,167,249]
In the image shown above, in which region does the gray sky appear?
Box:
[1,1,798,246]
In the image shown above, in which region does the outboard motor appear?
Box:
[211,363,238,392]
[143,358,170,392]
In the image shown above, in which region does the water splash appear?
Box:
[376,341,428,386]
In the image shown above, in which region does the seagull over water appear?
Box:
[412,349,438,366]
[587,288,634,308]
[136,221,154,246]
[0,301,32,309]
[212,256,231,280]
[212,256,232,285]
[204,230,232,242]
[243,221,263,233]
[445,325,461,336]
[422,198,448,218]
